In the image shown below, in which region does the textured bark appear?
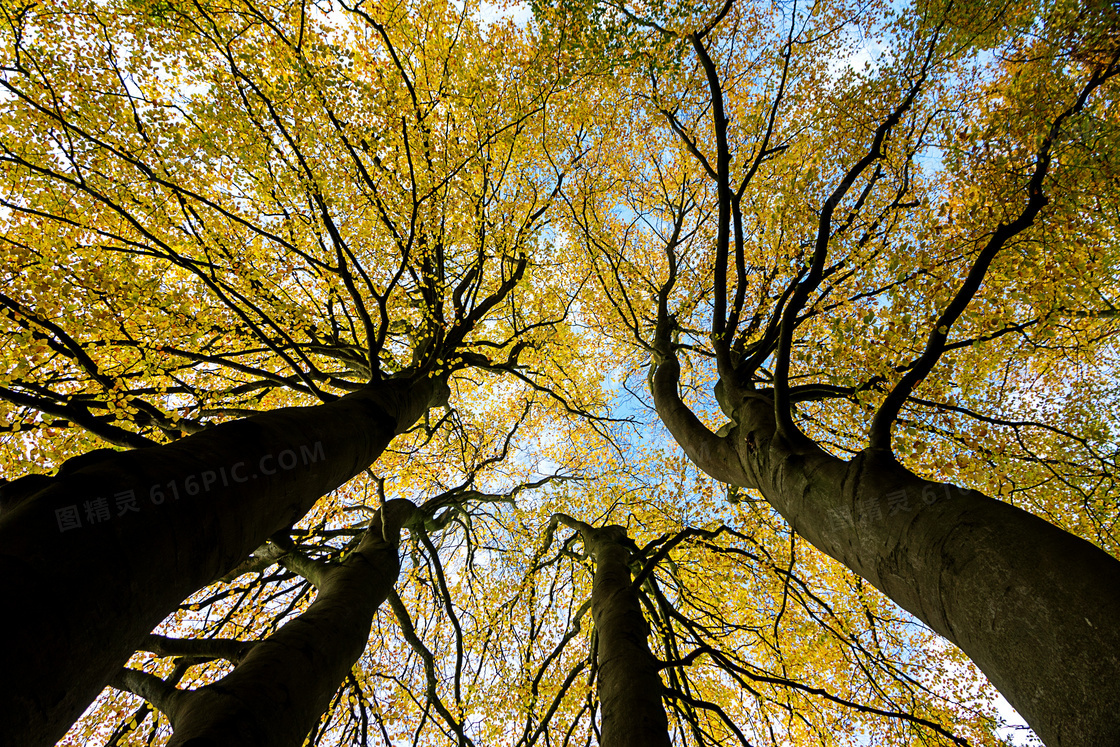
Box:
[156,500,414,747]
[653,362,1120,746]
[583,524,671,747]
[0,376,443,747]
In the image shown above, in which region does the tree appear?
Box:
[546,514,672,747]
[0,0,595,741]
[561,0,1120,743]
[110,498,418,747]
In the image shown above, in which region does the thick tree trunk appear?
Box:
[584,525,671,747]
[131,500,416,747]
[653,363,1120,746]
[0,376,443,747]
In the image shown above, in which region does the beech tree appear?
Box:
[110,499,420,747]
[546,515,672,747]
[0,0,596,741]
[562,0,1120,743]
[3,0,1120,744]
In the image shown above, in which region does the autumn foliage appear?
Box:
[1,0,1118,744]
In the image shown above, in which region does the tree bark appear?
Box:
[124,499,415,747]
[0,376,444,747]
[562,519,671,747]
[653,361,1120,747]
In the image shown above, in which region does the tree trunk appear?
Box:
[123,500,416,747]
[653,363,1120,746]
[0,376,444,747]
[584,524,671,747]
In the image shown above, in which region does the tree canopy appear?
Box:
[0,0,1118,744]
